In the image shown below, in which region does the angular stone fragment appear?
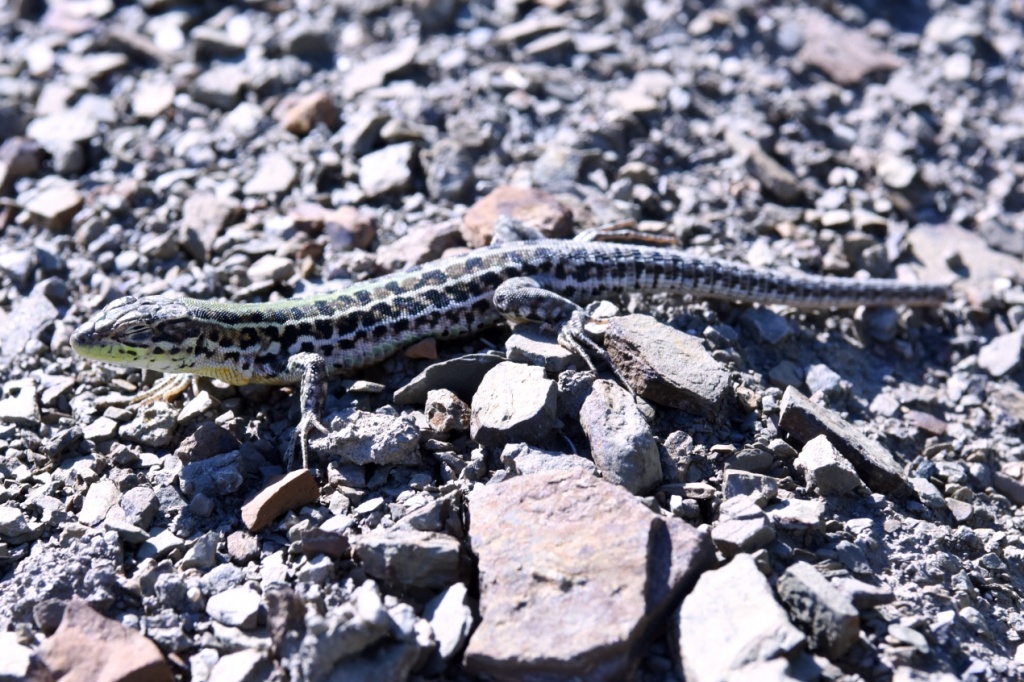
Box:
[38,598,172,682]
[206,586,261,629]
[500,443,598,477]
[676,554,804,682]
[311,409,420,466]
[722,470,779,505]
[605,315,731,417]
[359,142,416,198]
[0,378,41,428]
[776,561,860,659]
[461,186,573,247]
[470,362,558,449]
[277,91,339,136]
[977,330,1024,378]
[353,527,465,591]
[711,495,775,558]
[579,379,662,494]
[465,470,713,681]
[178,192,241,263]
[393,353,504,405]
[243,152,297,196]
[779,387,911,497]
[22,180,83,231]
[424,582,474,660]
[241,469,320,532]
[795,435,864,496]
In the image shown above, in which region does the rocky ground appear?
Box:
[1,0,1024,680]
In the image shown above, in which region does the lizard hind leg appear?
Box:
[286,352,331,471]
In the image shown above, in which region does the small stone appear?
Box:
[353,527,465,591]
[977,331,1023,378]
[138,528,185,561]
[358,142,416,198]
[0,506,32,542]
[421,138,476,203]
[0,631,31,680]
[831,577,894,609]
[424,583,474,660]
[504,324,579,373]
[470,362,557,449]
[677,554,804,682]
[393,353,503,406]
[38,598,172,682]
[993,469,1024,506]
[740,308,793,345]
[180,531,219,570]
[78,479,119,527]
[120,486,159,530]
[795,435,864,496]
[208,649,273,682]
[131,80,176,119]
[711,495,776,558]
[780,387,912,497]
[425,388,471,433]
[343,36,419,98]
[240,470,320,532]
[876,154,918,190]
[605,315,731,417]
[178,192,241,263]
[206,586,261,629]
[0,249,35,286]
[22,181,83,231]
[311,410,421,466]
[278,91,339,137]
[946,498,973,524]
[579,378,662,494]
[500,443,598,477]
[0,378,41,428]
[246,255,296,283]
[461,186,573,247]
[227,530,260,564]
[191,64,247,109]
[768,498,826,534]
[722,470,779,505]
[243,152,297,196]
[776,561,860,658]
[374,221,462,271]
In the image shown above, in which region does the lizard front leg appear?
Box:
[286,352,331,470]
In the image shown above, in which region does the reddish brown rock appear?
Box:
[290,203,376,251]
[37,598,172,682]
[276,91,339,136]
[241,469,320,532]
[461,186,573,247]
[464,470,713,681]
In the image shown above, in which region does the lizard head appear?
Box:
[71,295,200,374]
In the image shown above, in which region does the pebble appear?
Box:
[240,469,320,532]
[977,330,1024,378]
[208,649,273,682]
[22,180,83,231]
[424,582,474,660]
[500,442,598,477]
[711,495,776,558]
[353,526,464,591]
[0,378,41,428]
[206,586,261,629]
[579,379,662,494]
[470,362,557,449]
[797,9,903,85]
[311,410,420,466]
[677,554,804,682]
[358,142,416,198]
[277,91,339,136]
[776,561,860,659]
[795,435,864,496]
[242,153,298,196]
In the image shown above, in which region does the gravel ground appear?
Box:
[2,0,1024,680]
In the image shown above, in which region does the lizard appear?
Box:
[70,228,947,469]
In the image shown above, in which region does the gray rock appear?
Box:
[343,37,419,99]
[605,315,731,417]
[293,581,393,681]
[505,323,580,373]
[22,181,83,231]
[359,142,416,198]
[676,554,804,682]
[180,531,219,570]
[579,379,662,494]
[805,364,843,395]
[978,330,1024,378]
[1,285,59,360]
[120,486,159,530]
[247,255,296,283]
[465,470,713,680]
[312,410,420,466]
[200,563,244,596]
[424,582,474,660]
[767,498,826,535]
[0,506,33,543]
[208,649,273,682]
[794,435,864,496]
[174,422,239,464]
[425,388,471,434]
[191,64,247,109]
[121,407,177,448]
[711,495,776,558]
[179,451,245,498]
[776,561,860,659]
[797,9,902,86]
[0,378,41,428]
[830,577,894,608]
[137,528,185,562]
[470,362,558,449]
[0,631,32,680]
[243,152,298,196]
[908,476,946,509]
[353,527,465,591]
[178,192,241,263]
[78,479,119,527]
[0,249,35,286]
[779,387,912,497]
[500,443,598,477]
[206,586,261,629]
[422,138,476,203]
[722,470,779,505]
[740,307,793,345]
